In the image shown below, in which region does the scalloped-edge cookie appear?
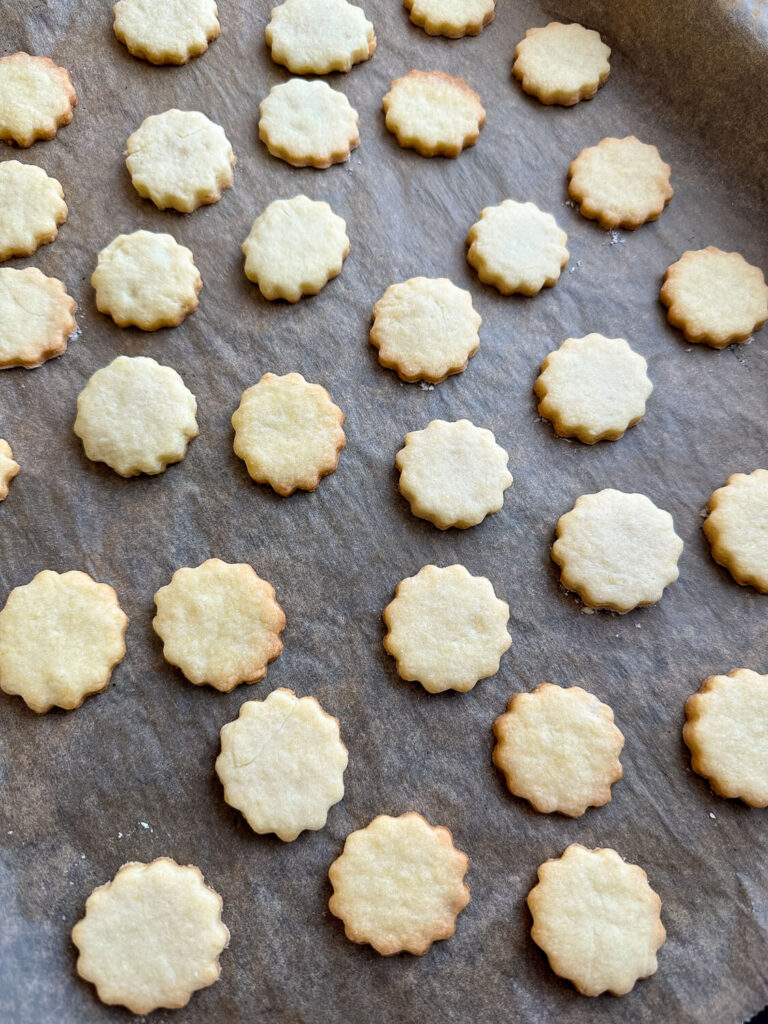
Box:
[528,844,665,997]
[0,268,76,369]
[216,687,348,839]
[329,812,470,955]
[153,558,285,691]
[703,469,768,591]
[113,0,221,65]
[259,79,359,168]
[266,0,376,74]
[0,440,20,500]
[513,23,610,106]
[0,53,77,146]
[569,136,673,230]
[660,247,768,348]
[0,569,128,713]
[552,489,683,612]
[404,0,495,38]
[383,70,485,158]
[72,859,229,1015]
[493,683,624,816]
[0,161,67,261]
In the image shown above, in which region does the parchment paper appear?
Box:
[2,1,768,1022]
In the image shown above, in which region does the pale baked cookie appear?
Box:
[535,334,653,444]
[74,355,198,477]
[528,844,665,997]
[216,687,348,839]
[466,200,569,295]
[92,230,201,330]
[125,109,235,212]
[0,440,20,500]
[266,0,376,75]
[404,0,495,38]
[72,859,229,1014]
[0,570,128,713]
[242,195,349,302]
[0,268,76,369]
[383,71,485,158]
[0,161,67,261]
[113,0,221,65]
[396,419,512,529]
[493,684,624,816]
[660,248,768,348]
[513,23,610,106]
[684,669,768,806]
[383,564,511,694]
[0,53,77,146]
[232,372,346,495]
[552,489,683,613]
[703,469,768,591]
[259,79,359,168]
[568,136,673,230]
[328,813,470,955]
[153,559,285,691]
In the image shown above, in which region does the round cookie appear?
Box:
[265,0,376,75]
[513,23,610,106]
[703,469,768,591]
[404,0,495,38]
[0,268,76,369]
[0,440,20,500]
[259,79,359,168]
[382,70,485,158]
[0,161,67,261]
[113,0,221,65]
[0,52,77,146]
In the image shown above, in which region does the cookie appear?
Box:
[660,247,768,348]
[535,334,653,444]
[396,418,512,529]
[92,230,202,329]
[0,268,76,369]
[0,570,128,713]
[512,23,610,106]
[72,859,229,1014]
[466,199,569,295]
[0,53,77,146]
[684,669,768,806]
[125,108,235,212]
[568,136,673,229]
[242,195,349,302]
[153,558,285,691]
[328,812,470,955]
[370,277,481,383]
[216,687,347,839]
[74,355,198,477]
[383,564,511,694]
[113,0,221,65]
[528,844,665,997]
[552,489,683,612]
[232,372,346,495]
[493,684,624,816]
[265,0,376,74]
[703,469,768,591]
[0,439,20,499]
[259,79,359,168]
[0,160,67,261]
[383,70,485,158]
[404,0,495,38]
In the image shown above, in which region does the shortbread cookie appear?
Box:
[0,161,67,261]
[153,559,285,690]
[259,79,359,168]
[383,71,485,158]
[703,469,768,591]
[528,844,665,997]
[569,136,673,229]
[535,334,653,444]
[92,230,202,329]
[513,23,610,106]
[232,372,346,495]
[125,109,235,212]
[75,355,198,477]
[383,564,511,694]
[660,248,768,348]
[684,669,768,806]
[72,859,229,1014]
[266,0,375,74]
[0,440,20,500]
[328,813,470,955]
[396,419,512,529]
[216,688,347,838]
[0,570,128,713]
[113,0,221,65]
[0,268,76,369]
[466,200,569,295]
[404,0,495,38]
[493,684,624,816]
[552,489,683,612]
[0,53,77,146]
[242,195,349,302]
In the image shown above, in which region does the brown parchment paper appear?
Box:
[2,1,768,1022]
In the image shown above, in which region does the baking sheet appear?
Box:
[2,1,768,1021]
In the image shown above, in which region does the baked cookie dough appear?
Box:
[404,0,495,38]
[0,52,77,146]
[265,0,376,74]
[259,79,359,168]
[383,70,485,158]
[0,440,20,500]
[513,23,610,106]
[703,469,768,591]
[328,813,470,955]
[0,268,76,369]
[0,161,67,261]
[113,0,221,65]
